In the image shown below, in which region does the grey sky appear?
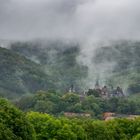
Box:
[0,0,140,42]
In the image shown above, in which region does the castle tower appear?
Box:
[95,80,100,90]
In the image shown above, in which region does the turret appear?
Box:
[95,80,100,90]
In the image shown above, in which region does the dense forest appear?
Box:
[0,40,140,98]
[0,98,140,140]
[0,47,55,98]
[9,40,140,94]
[14,90,140,119]
[10,41,88,93]
[0,40,140,139]
[0,97,140,140]
[93,41,140,94]
[0,40,140,116]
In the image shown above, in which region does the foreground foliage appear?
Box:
[27,112,140,140]
[0,98,36,140]
[1,97,140,140]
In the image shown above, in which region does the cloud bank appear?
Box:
[0,0,140,42]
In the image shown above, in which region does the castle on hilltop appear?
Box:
[68,80,124,99]
[93,80,124,98]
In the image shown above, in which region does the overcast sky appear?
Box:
[0,0,140,42]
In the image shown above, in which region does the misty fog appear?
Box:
[0,0,140,92]
[0,0,140,41]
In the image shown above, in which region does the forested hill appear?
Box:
[93,41,140,94]
[0,42,88,98]
[10,40,140,94]
[0,40,140,98]
[94,41,140,72]
[0,47,55,98]
[10,41,88,93]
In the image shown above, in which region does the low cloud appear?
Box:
[0,0,140,42]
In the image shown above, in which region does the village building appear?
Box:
[103,112,139,121]
[64,112,91,118]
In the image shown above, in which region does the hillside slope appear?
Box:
[0,47,54,98]
[10,40,140,94]
[93,41,140,94]
[10,41,88,92]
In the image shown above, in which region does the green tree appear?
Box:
[62,93,80,106]
[86,89,101,97]
[0,98,36,140]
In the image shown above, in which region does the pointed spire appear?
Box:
[95,79,100,89]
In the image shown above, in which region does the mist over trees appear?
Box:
[9,40,140,95]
